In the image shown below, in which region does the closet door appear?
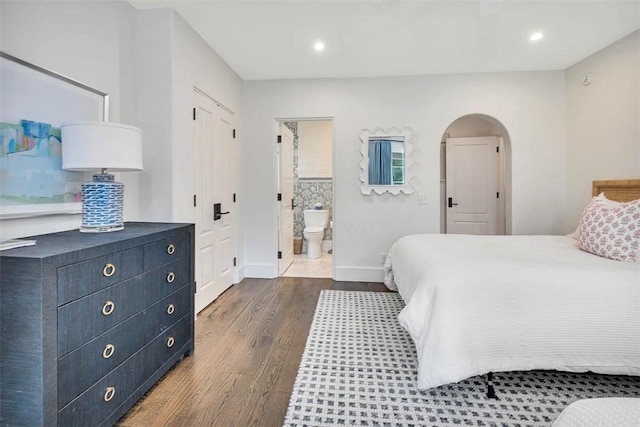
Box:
[193,89,235,313]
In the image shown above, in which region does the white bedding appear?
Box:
[384,234,640,389]
[552,398,640,427]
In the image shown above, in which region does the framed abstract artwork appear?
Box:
[0,51,109,218]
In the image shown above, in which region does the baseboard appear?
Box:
[334,265,385,283]
[234,265,246,284]
[243,263,277,279]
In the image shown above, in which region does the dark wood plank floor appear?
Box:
[116,277,389,427]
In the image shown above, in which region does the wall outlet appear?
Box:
[418,194,429,205]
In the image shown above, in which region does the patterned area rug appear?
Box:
[283,290,640,426]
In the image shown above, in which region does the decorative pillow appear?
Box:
[577,196,640,262]
[570,193,621,239]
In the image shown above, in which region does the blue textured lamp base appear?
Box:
[80,173,125,233]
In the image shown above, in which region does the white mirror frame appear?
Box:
[359,126,415,195]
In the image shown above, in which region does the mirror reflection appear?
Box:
[359,126,413,195]
[368,137,405,186]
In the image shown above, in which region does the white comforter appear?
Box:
[552,398,640,427]
[384,234,640,389]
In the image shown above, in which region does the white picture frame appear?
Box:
[359,126,415,195]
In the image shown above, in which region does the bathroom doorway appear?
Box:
[276,118,334,278]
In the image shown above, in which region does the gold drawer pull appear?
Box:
[167,304,175,315]
[167,244,175,255]
[166,272,175,283]
[102,344,115,359]
[102,300,115,316]
[167,336,175,348]
[102,263,116,277]
[104,386,116,402]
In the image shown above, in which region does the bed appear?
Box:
[384,180,640,390]
[551,397,640,427]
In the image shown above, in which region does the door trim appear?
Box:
[273,117,336,279]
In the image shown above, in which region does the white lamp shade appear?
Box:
[61,121,143,171]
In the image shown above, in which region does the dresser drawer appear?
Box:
[58,315,190,427]
[58,257,190,356]
[58,246,143,306]
[57,285,191,409]
[143,233,189,271]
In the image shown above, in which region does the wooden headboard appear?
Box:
[593,179,640,202]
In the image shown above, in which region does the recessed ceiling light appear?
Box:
[529,32,544,42]
[314,41,325,52]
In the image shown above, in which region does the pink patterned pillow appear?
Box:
[577,197,640,262]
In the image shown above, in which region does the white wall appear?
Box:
[0,0,140,239]
[242,72,566,281]
[136,8,244,278]
[0,2,244,267]
[298,120,333,178]
[565,31,640,231]
[136,8,174,222]
[6,2,632,284]
[170,11,242,221]
[446,116,502,138]
[171,10,244,279]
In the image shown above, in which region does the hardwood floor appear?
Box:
[116,277,390,427]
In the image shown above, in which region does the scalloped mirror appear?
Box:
[359,127,414,195]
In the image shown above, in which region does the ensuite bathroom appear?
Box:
[281,120,333,278]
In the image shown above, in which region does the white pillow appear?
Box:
[576,195,640,262]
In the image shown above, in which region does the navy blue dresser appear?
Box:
[0,222,195,426]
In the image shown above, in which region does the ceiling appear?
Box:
[128,0,640,81]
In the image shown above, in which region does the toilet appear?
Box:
[303,209,329,259]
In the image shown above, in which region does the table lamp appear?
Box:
[61,121,143,232]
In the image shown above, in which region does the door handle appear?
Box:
[213,203,230,221]
[448,197,459,208]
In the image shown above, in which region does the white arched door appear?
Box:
[446,136,501,235]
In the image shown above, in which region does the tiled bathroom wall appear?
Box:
[284,122,333,241]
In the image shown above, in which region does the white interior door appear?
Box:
[193,89,234,313]
[213,107,234,302]
[446,136,500,235]
[278,123,294,274]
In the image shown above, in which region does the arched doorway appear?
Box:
[440,114,512,235]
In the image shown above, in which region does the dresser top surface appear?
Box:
[0,222,193,260]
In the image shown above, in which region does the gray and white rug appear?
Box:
[284,290,640,426]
